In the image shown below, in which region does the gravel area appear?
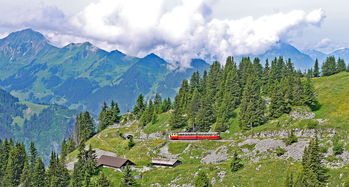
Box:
[201,146,228,164]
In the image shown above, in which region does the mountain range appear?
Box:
[0,29,348,114]
[0,29,209,114]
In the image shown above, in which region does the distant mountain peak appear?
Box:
[62,41,106,54]
[142,53,166,63]
[4,28,47,43]
[109,49,126,58]
[144,53,160,59]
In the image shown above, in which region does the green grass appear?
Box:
[168,142,189,154]
[11,101,49,126]
[143,112,171,134]
[65,73,349,186]
[313,72,349,129]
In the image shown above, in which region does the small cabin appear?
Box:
[151,158,181,167]
[97,155,134,171]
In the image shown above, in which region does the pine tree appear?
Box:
[71,145,97,187]
[169,109,187,129]
[269,79,291,118]
[196,99,215,132]
[96,172,110,187]
[109,100,121,124]
[140,100,154,126]
[239,76,266,130]
[302,77,318,110]
[133,94,146,119]
[215,66,241,132]
[322,56,336,76]
[199,71,208,94]
[47,151,70,187]
[98,102,108,132]
[230,151,243,172]
[20,161,31,187]
[67,137,76,154]
[4,142,26,186]
[61,139,68,159]
[188,88,201,130]
[154,93,163,113]
[239,57,254,87]
[0,139,10,178]
[75,111,95,144]
[291,75,305,106]
[253,58,263,79]
[29,142,38,170]
[261,59,270,95]
[120,165,136,187]
[177,80,190,112]
[189,71,200,93]
[161,98,172,113]
[301,136,328,186]
[313,59,320,77]
[195,170,210,187]
[32,158,46,187]
[337,58,346,73]
[206,61,222,102]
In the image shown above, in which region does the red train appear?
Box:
[169,132,221,140]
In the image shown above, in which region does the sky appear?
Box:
[0,0,347,68]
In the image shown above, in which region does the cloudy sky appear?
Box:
[0,0,347,68]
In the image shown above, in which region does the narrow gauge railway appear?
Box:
[169,132,221,140]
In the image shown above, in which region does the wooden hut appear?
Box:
[151,158,181,167]
[97,155,134,170]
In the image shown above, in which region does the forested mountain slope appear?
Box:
[0,88,76,162]
[0,29,209,114]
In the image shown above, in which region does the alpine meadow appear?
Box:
[1,0,349,186]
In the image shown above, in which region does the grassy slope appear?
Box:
[12,101,48,126]
[313,72,349,129]
[67,72,349,186]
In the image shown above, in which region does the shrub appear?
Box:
[284,130,298,146]
[195,171,210,187]
[299,119,319,129]
[128,137,135,149]
[319,146,328,153]
[275,147,287,156]
[333,135,344,155]
[231,151,243,172]
[240,144,256,151]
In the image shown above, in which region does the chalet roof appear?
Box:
[97,155,132,168]
[151,158,180,166]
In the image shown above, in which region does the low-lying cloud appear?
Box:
[0,0,326,69]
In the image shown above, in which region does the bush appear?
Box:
[195,171,210,187]
[284,130,298,146]
[275,147,287,156]
[333,144,343,155]
[319,146,328,153]
[333,135,344,155]
[299,119,319,129]
[231,151,243,172]
[128,137,135,149]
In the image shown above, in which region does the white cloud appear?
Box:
[70,0,325,69]
[315,38,332,49]
[0,0,326,69]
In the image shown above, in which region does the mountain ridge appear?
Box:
[0,29,210,113]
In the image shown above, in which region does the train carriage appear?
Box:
[169,132,221,140]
